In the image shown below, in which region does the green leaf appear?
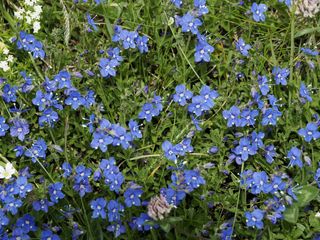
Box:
[283,205,299,224]
[160,223,171,233]
[295,27,320,38]
[297,186,319,207]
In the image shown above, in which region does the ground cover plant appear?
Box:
[0,0,320,239]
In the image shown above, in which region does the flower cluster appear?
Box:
[15,31,45,59]
[173,0,214,63]
[14,0,42,33]
[0,43,14,72]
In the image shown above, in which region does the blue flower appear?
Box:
[65,90,85,110]
[135,36,149,53]
[32,199,53,213]
[287,147,303,168]
[20,71,34,93]
[2,84,18,103]
[183,170,205,190]
[299,82,312,103]
[24,138,47,162]
[257,75,270,95]
[112,124,132,149]
[86,13,98,31]
[194,35,214,62]
[235,38,251,56]
[32,90,53,111]
[223,106,241,127]
[240,108,259,126]
[120,30,138,49]
[107,200,124,222]
[250,171,270,194]
[278,0,291,7]
[177,13,202,35]
[162,140,178,162]
[264,145,276,164]
[130,213,156,231]
[39,108,59,127]
[107,172,124,193]
[90,131,113,152]
[261,107,282,126]
[173,84,193,106]
[171,0,182,8]
[251,131,264,149]
[298,122,320,142]
[251,3,267,22]
[0,210,9,227]
[160,187,186,206]
[41,230,60,240]
[107,222,126,238]
[90,198,107,219]
[272,67,289,86]
[53,70,72,89]
[0,116,9,137]
[188,95,206,116]
[16,31,46,59]
[99,58,118,78]
[16,214,37,233]
[269,176,286,194]
[107,47,123,63]
[16,176,33,198]
[245,209,265,229]
[10,118,30,141]
[199,85,219,110]
[233,137,258,163]
[194,0,208,16]
[48,182,65,204]
[138,103,158,122]
[129,120,142,139]
[315,168,320,188]
[4,196,23,214]
[301,47,318,56]
[175,138,194,156]
[124,188,143,207]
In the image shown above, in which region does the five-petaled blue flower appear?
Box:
[173,84,193,106]
[272,67,289,86]
[245,209,265,229]
[298,122,320,142]
[124,188,143,207]
[10,118,30,141]
[0,116,9,137]
[99,58,118,78]
[236,38,251,56]
[177,13,202,35]
[90,197,107,219]
[299,82,312,103]
[287,147,303,168]
[251,3,268,22]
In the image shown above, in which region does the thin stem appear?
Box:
[80,197,94,239]
[231,162,245,236]
[29,53,44,82]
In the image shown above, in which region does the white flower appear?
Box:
[7,55,14,62]
[24,0,37,6]
[34,5,42,14]
[0,162,17,180]
[3,48,9,55]
[14,7,25,20]
[316,212,320,218]
[0,61,10,72]
[33,21,41,33]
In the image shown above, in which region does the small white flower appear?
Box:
[0,61,10,72]
[33,21,41,33]
[0,162,17,180]
[14,7,25,19]
[7,55,14,62]
[316,212,320,218]
[3,48,9,55]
